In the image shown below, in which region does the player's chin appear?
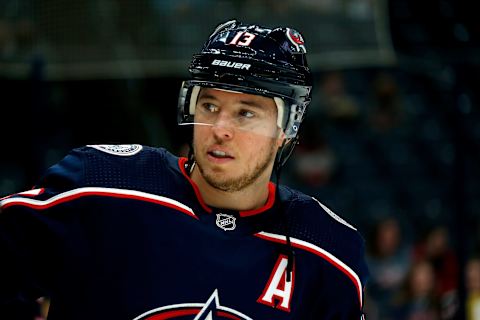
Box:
[205,174,242,192]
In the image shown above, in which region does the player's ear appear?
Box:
[276,131,287,148]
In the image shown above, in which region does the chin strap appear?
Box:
[186,140,196,174]
[277,136,299,168]
[274,139,295,283]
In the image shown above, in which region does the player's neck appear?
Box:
[190,167,271,211]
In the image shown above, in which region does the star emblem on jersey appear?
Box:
[215,213,236,231]
[133,289,253,320]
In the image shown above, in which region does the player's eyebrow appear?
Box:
[238,99,264,110]
[198,91,266,110]
[197,92,218,102]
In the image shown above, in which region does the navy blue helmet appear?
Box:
[178,19,313,142]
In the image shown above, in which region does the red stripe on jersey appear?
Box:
[178,157,212,213]
[239,182,276,217]
[254,231,363,309]
[145,308,199,319]
[216,311,242,319]
[0,187,198,220]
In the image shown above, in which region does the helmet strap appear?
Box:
[275,136,299,169]
[186,140,196,175]
[273,139,295,282]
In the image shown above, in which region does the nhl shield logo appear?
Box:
[216,213,236,231]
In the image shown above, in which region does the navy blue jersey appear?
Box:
[0,144,369,319]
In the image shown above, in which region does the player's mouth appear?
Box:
[207,148,234,163]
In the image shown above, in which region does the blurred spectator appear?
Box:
[413,225,458,297]
[466,257,480,320]
[316,70,361,125]
[412,224,459,319]
[284,109,339,193]
[291,131,337,189]
[392,259,441,320]
[13,17,35,55]
[367,71,405,133]
[0,19,14,57]
[365,216,412,319]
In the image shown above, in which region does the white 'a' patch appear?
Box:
[312,197,356,231]
[87,144,143,156]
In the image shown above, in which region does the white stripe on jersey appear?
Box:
[255,231,363,308]
[0,187,196,219]
[312,197,357,230]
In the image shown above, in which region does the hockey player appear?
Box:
[0,19,369,319]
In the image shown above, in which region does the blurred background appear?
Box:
[0,0,479,319]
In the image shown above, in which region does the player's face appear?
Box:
[193,88,283,192]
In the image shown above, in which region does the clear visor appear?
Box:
[179,86,285,138]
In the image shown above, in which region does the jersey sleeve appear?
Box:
[315,216,370,319]
[0,147,85,311]
[278,189,370,319]
[34,147,86,191]
[314,236,369,319]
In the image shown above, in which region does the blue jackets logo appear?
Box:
[133,290,252,319]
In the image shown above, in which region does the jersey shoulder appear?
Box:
[35,144,183,194]
[275,185,368,280]
[285,186,358,231]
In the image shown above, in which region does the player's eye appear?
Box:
[239,109,255,119]
[202,103,219,113]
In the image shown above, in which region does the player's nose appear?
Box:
[211,113,235,140]
[211,123,234,140]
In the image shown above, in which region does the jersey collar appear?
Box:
[178,157,276,217]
